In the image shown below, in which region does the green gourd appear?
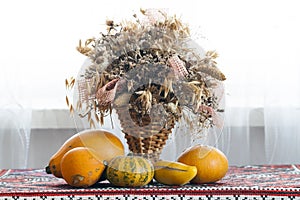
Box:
[106,155,154,187]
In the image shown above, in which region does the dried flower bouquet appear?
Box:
[66,9,226,161]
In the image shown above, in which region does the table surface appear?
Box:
[1,165,300,200]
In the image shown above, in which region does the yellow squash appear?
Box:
[154,160,197,186]
[46,129,124,178]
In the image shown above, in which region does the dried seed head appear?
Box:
[76,39,94,56]
[106,20,114,27]
[198,65,226,81]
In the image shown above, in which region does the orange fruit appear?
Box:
[177,144,228,184]
[61,147,106,188]
[47,129,124,178]
[76,129,125,162]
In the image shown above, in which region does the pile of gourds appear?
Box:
[46,129,228,188]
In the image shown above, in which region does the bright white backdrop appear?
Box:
[1,0,300,168]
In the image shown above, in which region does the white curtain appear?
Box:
[1,0,300,168]
[214,1,300,165]
[219,71,300,165]
[0,67,32,169]
[263,67,300,164]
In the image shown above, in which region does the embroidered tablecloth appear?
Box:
[1,165,300,200]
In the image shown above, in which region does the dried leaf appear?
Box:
[95,113,100,123]
[90,119,95,128]
[69,77,75,88]
[88,111,91,122]
[65,79,69,89]
[100,116,104,125]
[69,105,74,114]
[66,96,69,106]
[140,8,146,15]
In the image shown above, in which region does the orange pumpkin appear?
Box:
[61,147,106,187]
[47,129,124,178]
[177,144,228,184]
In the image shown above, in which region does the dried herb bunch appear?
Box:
[67,8,226,140]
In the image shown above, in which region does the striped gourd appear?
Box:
[106,155,154,187]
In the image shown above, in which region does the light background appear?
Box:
[1,0,300,168]
[1,0,299,109]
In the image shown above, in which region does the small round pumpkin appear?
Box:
[106,155,154,187]
[177,144,228,184]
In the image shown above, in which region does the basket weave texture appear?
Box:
[115,104,176,162]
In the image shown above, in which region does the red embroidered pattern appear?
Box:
[0,165,300,199]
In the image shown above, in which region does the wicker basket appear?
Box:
[114,103,176,163]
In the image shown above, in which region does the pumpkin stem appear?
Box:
[127,152,134,157]
[45,166,51,174]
